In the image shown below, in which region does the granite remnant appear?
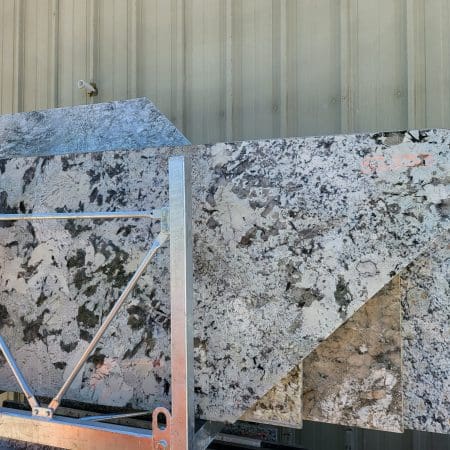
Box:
[0,130,447,422]
[235,238,450,434]
[0,98,189,158]
[402,234,450,434]
[241,365,303,428]
[303,277,403,433]
[247,277,403,433]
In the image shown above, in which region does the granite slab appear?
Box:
[0,98,189,158]
[241,365,303,428]
[303,277,403,433]
[0,130,447,422]
[246,277,403,433]
[402,233,450,434]
[244,238,449,434]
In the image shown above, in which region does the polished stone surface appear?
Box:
[402,234,450,434]
[254,277,403,433]
[0,98,189,158]
[0,130,447,422]
[303,278,403,433]
[245,238,449,434]
[241,365,303,428]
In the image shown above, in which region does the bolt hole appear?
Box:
[156,412,167,430]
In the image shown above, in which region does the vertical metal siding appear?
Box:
[185,0,228,143]
[0,0,449,144]
[425,0,450,128]
[287,0,341,137]
[0,0,18,113]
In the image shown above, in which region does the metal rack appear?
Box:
[0,156,214,450]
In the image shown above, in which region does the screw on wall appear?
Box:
[78,80,98,97]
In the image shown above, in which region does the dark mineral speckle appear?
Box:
[87,349,106,368]
[67,249,86,269]
[21,309,49,344]
[77,303,99,328]
[60,340,78,353]
[22,166,36,192]
[54,361,67,370]
[0,304,12,329]
[334,276,353,319]
[127,305,146,330]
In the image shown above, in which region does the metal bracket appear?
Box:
[31,407,53,419]
[0,156,208,449]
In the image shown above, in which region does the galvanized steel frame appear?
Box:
[0,156,202,449]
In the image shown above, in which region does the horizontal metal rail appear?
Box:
[0,210,161,221]
[0,408,155,450]
[80,411,151,422]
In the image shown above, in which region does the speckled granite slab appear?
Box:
[0,98,189,158]
[246,277,403,433]
[238,237,450,433]
[241,365,303,428]
[0,130,447,422]
[402,234,450,434]
[303,277,403,433]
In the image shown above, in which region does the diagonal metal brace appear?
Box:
[48,231,169,414]
[0,337,39,410]
[0,208,168,418]
[0,156,199,449]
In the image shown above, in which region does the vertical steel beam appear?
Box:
[0,157,196,449]
[169,156,194,450]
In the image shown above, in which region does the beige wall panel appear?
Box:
[424,0,450,128]
[21,0,56,112]
[0,0,450,143]
[231,0,278,141]
[57,0,90,107]
[184,0,227,144]
[138,0,183,129]
[0,1,18,114]
[286,0,341,137]
[350,0,408,133]
[95,0,129,102]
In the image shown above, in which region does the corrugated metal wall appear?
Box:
[0,0,449,144]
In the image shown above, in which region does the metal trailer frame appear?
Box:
[0,156,217,450]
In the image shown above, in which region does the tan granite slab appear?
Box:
[302,277,403,432]
[253,277,403,432]
[240,365,303,429]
